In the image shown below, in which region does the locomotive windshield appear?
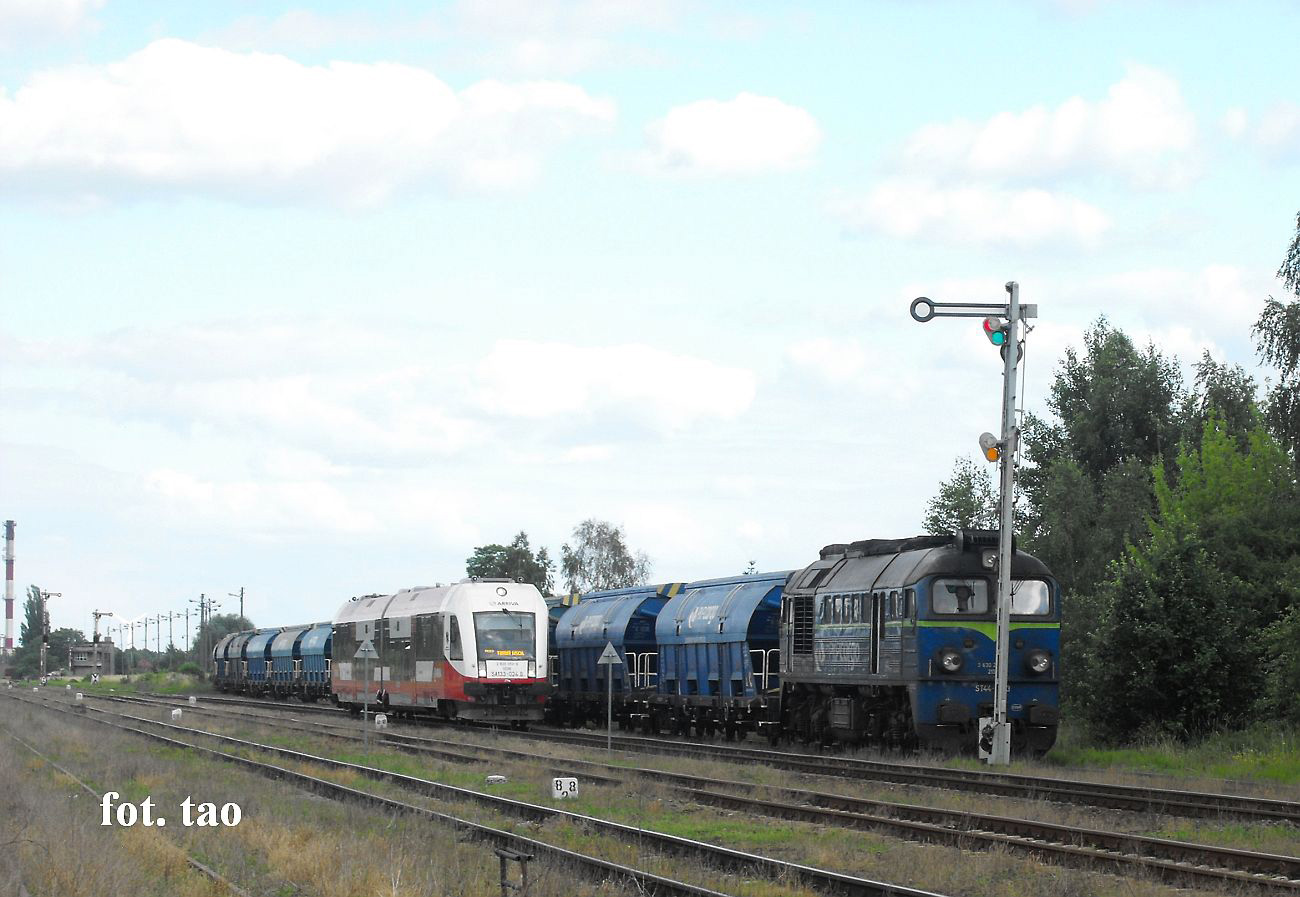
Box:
[473,611,536,660]
[932,579,989,614]
[1010,580,1052,615]
[931,578,1052,615]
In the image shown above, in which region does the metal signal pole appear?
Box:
[910,283,1036,766]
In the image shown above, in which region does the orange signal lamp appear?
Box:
[978,432,1001,462]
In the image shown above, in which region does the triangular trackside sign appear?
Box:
[354,639,379,660]
[596,641,622,665]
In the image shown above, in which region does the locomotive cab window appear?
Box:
[932,579,990,615]
[1011,580,1052,616]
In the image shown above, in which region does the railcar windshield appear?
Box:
[473,611,536,660]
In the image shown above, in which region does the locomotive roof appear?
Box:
[790,530,1052,596]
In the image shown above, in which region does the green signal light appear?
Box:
[983,316,1007,346]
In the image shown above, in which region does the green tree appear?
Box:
[465,531,555,595]
[1045,317,1183,481]
[1182,351,1259,447]
[560,519,651,594]
[1020,319,1180,600]
[1254,215,1300,461]
[1088,518,1255,741]
[1084,416,1299,739]
[191,613,253,666]
[921,456,998,534]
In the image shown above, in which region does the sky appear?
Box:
[2,0,1298,648]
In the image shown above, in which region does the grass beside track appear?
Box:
[80,696,1287,897]
[1046,721,1300,787]
[1,701,669,897]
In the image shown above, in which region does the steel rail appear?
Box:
[145,691,1300,824]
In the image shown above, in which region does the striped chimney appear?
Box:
[4,520,14,652]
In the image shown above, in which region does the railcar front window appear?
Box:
[932,579,990,615]
[473,611,537,660]
[1011,580,1052,615]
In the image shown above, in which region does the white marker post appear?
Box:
[597,641,622,753]
[354,638,379,751]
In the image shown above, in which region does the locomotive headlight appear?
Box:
[1025,650,1051,675]
[527,661,536,678]
[939,649,963,673]
[478,660,488,677]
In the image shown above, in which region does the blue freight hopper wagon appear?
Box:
[647,571,790,739]
[549,582,683,727]
[297,622,333,701]
[212,633,237,686]
[268,625,311,698]
[243,628,281,695]
[218,631,256,693]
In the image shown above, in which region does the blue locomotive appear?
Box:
[778,531,1060,753]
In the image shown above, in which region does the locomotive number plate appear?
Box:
[486,660,528,678]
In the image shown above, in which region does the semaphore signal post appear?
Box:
[910,281,1037,765]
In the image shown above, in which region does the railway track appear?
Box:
[10,691,948,897]
[156,690,1300,826]
[72,692,1300,892]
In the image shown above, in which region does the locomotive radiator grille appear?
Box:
[792,595,814,654]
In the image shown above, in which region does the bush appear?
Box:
[177,661,202,676]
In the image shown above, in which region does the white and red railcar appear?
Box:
[331,579,549,723]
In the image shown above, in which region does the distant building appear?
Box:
[69,639,115,678]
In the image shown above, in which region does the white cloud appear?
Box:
[1222,107,1248,139]
[0,38,615,204]
[1254,102,1300,162]
[0,0,102,47]
[829,179,1110,248]
[639,92,820,175]
[473,340,756,430]
[561,444,614,463]
[207,9,433,51]
[455,0,681,74]
[145,468,380,536]
[786,338,867,383]
[898,66,1196,188]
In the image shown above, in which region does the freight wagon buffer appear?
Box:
[331,581,550,724]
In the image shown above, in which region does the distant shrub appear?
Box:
[178,662,202,676]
